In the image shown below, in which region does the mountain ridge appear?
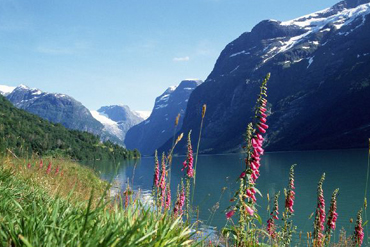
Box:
[125,79,203,155]
[159,0,370,154]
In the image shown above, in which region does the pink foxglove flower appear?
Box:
[246,206,254,216]
[46,162,52,174]
[165,187,171,210]
[226,210,235,219]
[354,209,364,246]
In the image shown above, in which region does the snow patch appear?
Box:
[0,85,16,95]
[32,90,42,95]
[229,50,250,58]
[230,65,240,73]
[134,111,151,120]
[307,56,314,69]
[155,104,168,110]
[90,110,124,140]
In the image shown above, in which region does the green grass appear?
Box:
[0,157,196,247]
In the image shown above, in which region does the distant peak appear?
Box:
[17,84,30,89]
[178,79,203,89]
[0,84,16,95]
[164,86,177,94]
[183,78,202,82]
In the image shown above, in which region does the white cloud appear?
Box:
[173,56,190,62]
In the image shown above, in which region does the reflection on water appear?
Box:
[83,149,369,244]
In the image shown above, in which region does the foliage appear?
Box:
[0,95,140,160]
[0,157,194,247]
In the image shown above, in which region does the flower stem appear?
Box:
[191,105,206,205]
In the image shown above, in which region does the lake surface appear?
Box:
[84,149,370,244]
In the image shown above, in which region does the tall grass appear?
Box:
[0,156,196,247]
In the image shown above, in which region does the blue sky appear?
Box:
[0,0,339,111]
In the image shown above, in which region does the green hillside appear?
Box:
[0,95,139,160]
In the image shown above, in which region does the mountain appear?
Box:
[0,85,15,96]
[0,95,139,160]
[91,105,144,143]
[160,0,370,154]
[3,85,104,135]
[125,79,203,155]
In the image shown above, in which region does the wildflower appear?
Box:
[182,131,194,178]
[239,171,246,178]
[259,123,269,129]
[27,163,31,169]
[153,150,160,187]
[173,181,185,216]
[285,165,296,213]
[39,160,43,169]
[326,189,339,231]
[159,153,166,207]
[267,192,280,240]
[267,218,276,239]
[165,186,171,210]
[257,125,266,134]
[246,188,256,202]
[55,165,60,175]
[313,173,326,245]
[226,210,235,219]
[246,205,254,216]
[179,187,185,214]
[46,162,52,174]
[353,209,364,246]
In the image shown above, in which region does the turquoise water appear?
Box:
[85,149,370,244]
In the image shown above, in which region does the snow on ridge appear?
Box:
[281,3,370,31]
[134,111,151,120]
[91,110,117,125]
[0,85,16,95]
[155,104,168,110]
[259,3,370,66]
[18,84,29,90]
[230,50,250,58]
[158,94,170,102]
[90,110,123,140]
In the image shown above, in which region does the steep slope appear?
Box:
[0,95,139,160]
[91,105,144,142]
[5,85,104,135]
[125,79,203,155]
[161,0,370,154]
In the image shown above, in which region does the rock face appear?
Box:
[160,0,370,154]
[5,85,104,135]
[91,105,144,143]
[125,79,203,155]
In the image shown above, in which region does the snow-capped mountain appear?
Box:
[160,0,370,154]
[91,105,144,143]
[3,84,104,135]
[134,111,151,120]
[125,79,203,155]
[0,85,16,96]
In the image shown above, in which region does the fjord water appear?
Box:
[86,149,369,242]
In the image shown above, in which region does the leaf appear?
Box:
[256,213,263,225]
